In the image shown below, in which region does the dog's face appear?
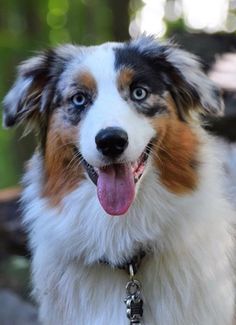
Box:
[3,37,222,216]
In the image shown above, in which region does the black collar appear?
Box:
[99,250,146,275]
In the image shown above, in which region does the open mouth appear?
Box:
[76,143,152,216]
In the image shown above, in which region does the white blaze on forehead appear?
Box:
[79,44,155,167]
[82,44,118,85]
[57,43,120,96]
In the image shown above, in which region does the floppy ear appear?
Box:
[164,46,224,119]
[133,36,224,120]
[2,50,58,128]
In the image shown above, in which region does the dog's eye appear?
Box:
[131,87,148,101]
[71,93,88,107]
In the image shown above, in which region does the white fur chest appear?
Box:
[22,154,235,325]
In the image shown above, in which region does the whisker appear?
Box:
[149,149,162,164]
[54,142,76,151]
[68,159,83,171]
[149,142,176,161]
[67,152,83,170]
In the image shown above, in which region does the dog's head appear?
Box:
[3,36,223,215]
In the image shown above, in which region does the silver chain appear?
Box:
[124,264,144,324]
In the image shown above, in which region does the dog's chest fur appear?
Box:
[22,142,235,325]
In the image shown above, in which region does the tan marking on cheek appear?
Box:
[151,116,199,194]
[76,71,97,92]
[42,111,84,206]
[117,68,134,91]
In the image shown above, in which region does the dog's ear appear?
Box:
[163,46,224,119]
[2,50,58,128]
[3,45,80,129]
[134,37,224,120]
[2,44,80,129]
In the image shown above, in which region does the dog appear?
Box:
[3,36,235,324]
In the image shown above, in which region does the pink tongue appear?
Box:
[97,164,135,216]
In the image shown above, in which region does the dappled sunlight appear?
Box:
[183,0,228,31]
[130,0,233,37]
[129,0,166,38]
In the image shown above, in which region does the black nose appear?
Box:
[95,127,128,158]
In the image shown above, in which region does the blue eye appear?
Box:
[131,87,148,101]
[71,93,87,107]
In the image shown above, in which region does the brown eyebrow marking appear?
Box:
[117,68,134,91]
[75,71,97,92]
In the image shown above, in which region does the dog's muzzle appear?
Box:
[74,140,153,216]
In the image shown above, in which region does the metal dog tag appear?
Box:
[124,265,144,324]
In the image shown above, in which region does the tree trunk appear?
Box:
[108,0,130,41]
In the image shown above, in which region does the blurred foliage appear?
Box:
[0,256,30,298]
[165,17,187,36]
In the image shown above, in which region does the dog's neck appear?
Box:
[99,249,146,275]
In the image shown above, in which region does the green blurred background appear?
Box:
[0,1,236,323]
